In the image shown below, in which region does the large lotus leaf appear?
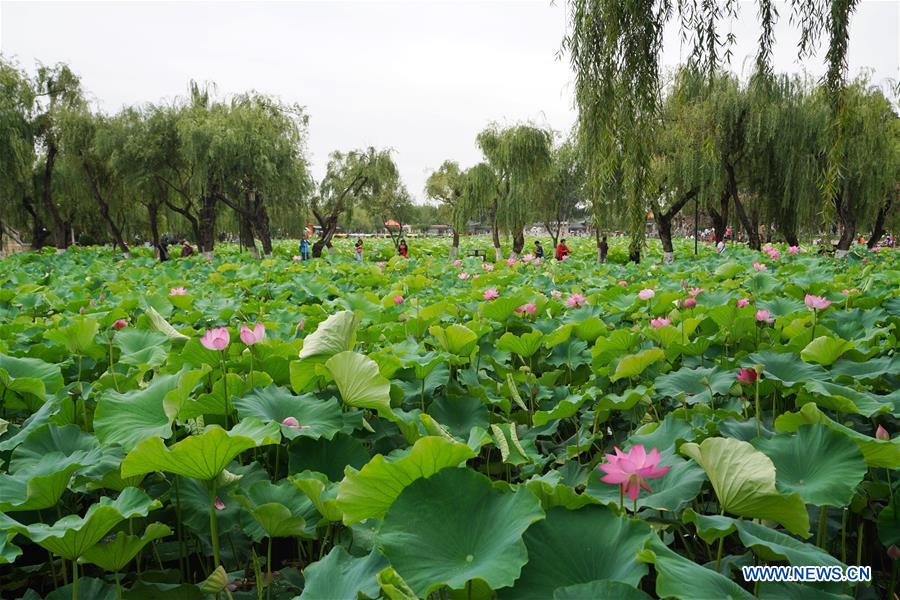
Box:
[523,472,598,510]
[337,436,475,524]
[428,394,489,439]
[376,566,418,600]
[0,533,22,564]
[9,423,100,472]
[729,517,842,567]
[300,547,387,600]
[757,582,853,600]
[290,471,343,522]
[298,310,360,359]
[824,307,887,342]
[232,479,311,540]
[801,380,899,417]
[93,372,183,450]
[500,505,652,599]
[0,456,86,512]
[831,356,900,381]
[289,355,328,393]
[637,536,754,600]
[628,413,696,450]
[682,508,738,543]
[877,500,899,549]
[753,424,867,506]
[680,437,810,537]
[378,468,545,596]
[775,403,900,468]
[79,522,171,572]
[533,392,588,426]
[45,577,118,600]
[496,330,544,358]
[0,400,61,452]
[428,324,478,356]
[611,347,665,381]
[324,351,393,416]
[44,316,99,355]
[11,487,161,560]
[586,451,706,512]
[144,306,189,341]
[799,335,855,366]
[748,351,829,386]
[0,354,64,409]
[121,418,281,480]
[288,433,370,482]
[233,385,355,440]
[481,294,531,322]
[113,328,171,367]
[653,366,734,405]
[553,580,652,600]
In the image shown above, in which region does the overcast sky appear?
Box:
[2,1,897,202]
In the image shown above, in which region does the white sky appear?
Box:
[2,1,898,202]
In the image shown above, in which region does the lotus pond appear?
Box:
[0,238,897,599]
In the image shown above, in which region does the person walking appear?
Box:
[534,240,544,259]
[398,239,409,258]
[180,239,195,257]
[300,236,311,261]
[599,236,608,263]
[354,237,364,261]
[556,238,570,261]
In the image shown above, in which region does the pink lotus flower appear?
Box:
[598,445,670,502]
[458,272,469,280]
[393,295,405,304]
[282,416,301,429]
[567,293,586,308]
[297,320,305,331]
[169,287,187,296]
[533,258,542,266]
[516,303,537,315]
[507,257,517,266]
[888,545,900,560]
[200,327,230,351]
[736,298,750,308]
[763,245,780,260]
[483,288,499,301]
[804,294,831,310]
[376,261,386,267]
[638,289,655,300]
[452,259,462,267]
[522,253,534,262]
[292,255,302,261]
[752,262,767,271]
[876,425,890,441]
[788,246,800,255]
[650,317,671,329]
[113,319,128,330]
[214,497,225,511]
[240,323,265,346]
[736,368,758,384]
[755,309,774,323]
[618,281,628,287]
[482,263,494,271]
[551,290,562,298]
[688,287,703,297]
[682,297,696,309]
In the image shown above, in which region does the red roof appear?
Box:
[385,220,401,228]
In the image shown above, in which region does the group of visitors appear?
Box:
[159,234,194,261]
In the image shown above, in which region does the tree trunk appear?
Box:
[784,230,799,247]
[726,163,760,250]
[449,229,459,259]
[511,229,525,257]
[41,144,68,249]
[835,184,855,253]
[239,212,259,258]
[545,222,560,250]
[489,199,501,261]
[708,190,730,244]
[867,197,891,249]
[22,195,49,249]
[198,191,217,253]
[658,214,674,257]
[312,214,338,258]
[147,200,164,260]
[84,163,130,255]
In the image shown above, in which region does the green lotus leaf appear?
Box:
[337,436,476,524]
[11,487,161,560]
[290,471,343,523]
[496,330,543,358]
[877,500,899,549]
[748,351,829,386]
[199,565,229,594]
[586,451,707,512]
[378,468,544,596]
[831,356,900,382]
[490,422,536,465]
[324,351,393,417]
[800,335,855,366]
[481,294,530,322]
[113,328,171,367]
[120,418,280,480]
[288,433,370,482]
[753,424,867,506]
[44,316,99,356]
[611,347,665,381]
[637,535,754,600]
[628,413,696,450]
[232,479,314,540]
[45,577,117,600]
[377,566,418,600]
[0,400,62,452]
[553,580,652,600]
[0,533,22,564]
[298,310,360,359]
[79,522,171,572]
[500,505,652,599]
[775,403,900,468]
[9,423,99,472]
[801,380,899,417]
[714,262,744,278]
[144,306,189,341]
[653,366,734,405]
[534,392,588,426]
[680,437,810,537]
[523,472,598,510]
[0,354,64,410]
[757,582,854,599]
[299,547,387,600]
[288,355,328,393]
[682,508,737,544]
[233,384,355,440]
[729,517,842,567]
[428,324,478,356]
[428,394,489,439]
[94,372,181,450]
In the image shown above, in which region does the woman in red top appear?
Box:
[398,239,409,258]
[556,239,570,260]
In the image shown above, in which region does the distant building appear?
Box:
[466,221,492,235]
[422,224,452,236]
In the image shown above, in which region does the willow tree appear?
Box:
[425,160,468,258]
[0,58,36,248]
[473,124,552,259]
[312,147,399,257]
[534,138,584,250]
